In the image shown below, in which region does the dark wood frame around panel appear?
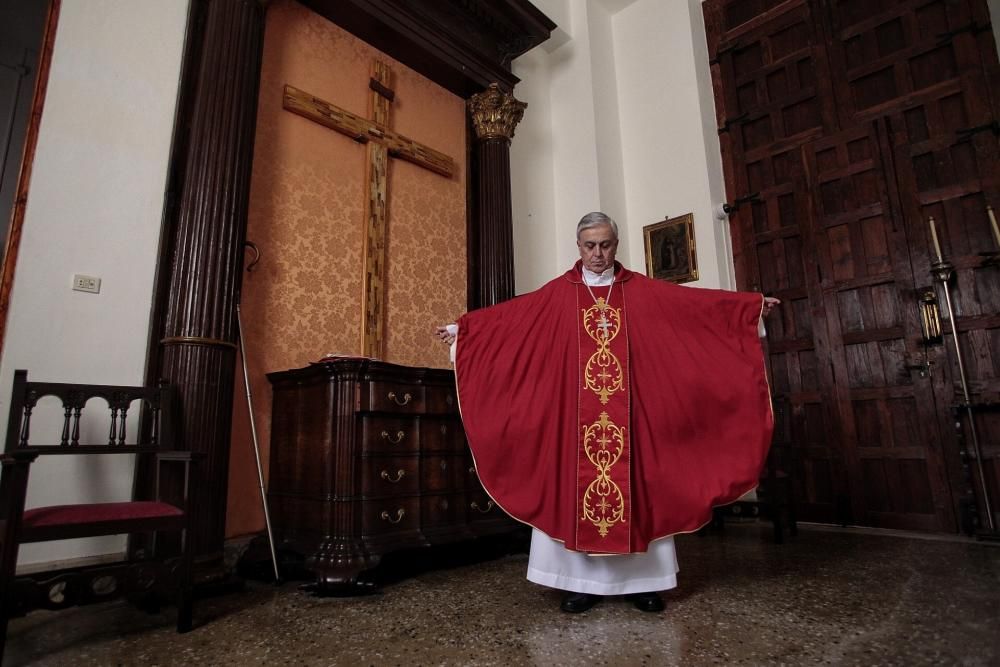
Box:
[0,0,60,357]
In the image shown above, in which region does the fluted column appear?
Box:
[468,84,526,308]
[159,0,266,565]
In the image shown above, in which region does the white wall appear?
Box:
[0,0,189,566]
[512,0,604,290]
[509,47,558,295]
[612,0,732,289]
[511,0,734,291]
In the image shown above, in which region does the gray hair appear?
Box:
[576,212,619,240]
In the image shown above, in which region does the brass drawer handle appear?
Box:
[381,430,405,444]
[388,391,411,406]
[381,469,406,483]
[471,500,494,514]
[380,508,405,524]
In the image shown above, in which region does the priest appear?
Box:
[436,212,777,613]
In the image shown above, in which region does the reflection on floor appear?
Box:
[6,523,999,666]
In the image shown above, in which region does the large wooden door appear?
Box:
[708,0,848,524]
[803,121,955,530]
[704,0,1000,532]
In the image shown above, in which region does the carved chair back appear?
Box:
[0,370,194,663]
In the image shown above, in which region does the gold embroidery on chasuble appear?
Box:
[581,411,626,537]
[576,291,631,552]
[583,298,624,405]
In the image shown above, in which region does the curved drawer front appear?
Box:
[362,382,425,414]
[361,456,420,497]
[424,385,459,415]
[466,488,498,519]
[465,456,482,486]
[466,458,509,523]
[419,418,466,453]
[362,497,420,536]
[361,416,419,454]
[421,455,463,493]
[422,492,465,527]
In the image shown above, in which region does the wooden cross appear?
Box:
[283,61,457,358]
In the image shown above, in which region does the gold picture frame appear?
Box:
[643,213,699,284]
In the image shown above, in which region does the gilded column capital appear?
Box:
[468,84,527,142]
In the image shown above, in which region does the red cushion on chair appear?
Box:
[23,501,183,529]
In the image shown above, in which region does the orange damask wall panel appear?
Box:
[226,0,467,538]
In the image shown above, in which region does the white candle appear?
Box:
[988,205,1000,250]
[929,216,943,263]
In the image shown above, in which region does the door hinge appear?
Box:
[956,120,1000,141]
[723,191,760,215]
[718,112,749,134]
[709,40,743,66]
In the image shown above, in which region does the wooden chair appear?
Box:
[0,370,195,663]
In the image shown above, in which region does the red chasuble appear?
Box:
[455,261,773,554]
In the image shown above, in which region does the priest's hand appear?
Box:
[435,324,456,345]
[763,296,781,316]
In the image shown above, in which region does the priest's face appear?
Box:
[577,223,618,274]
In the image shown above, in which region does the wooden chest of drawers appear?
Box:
[266,359,515,590]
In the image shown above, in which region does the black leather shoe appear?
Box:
[624,591,665,612]
[560,592,602,613]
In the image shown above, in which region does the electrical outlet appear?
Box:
[72,274,101,294]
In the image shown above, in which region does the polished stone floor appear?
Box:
[5,524,999,666]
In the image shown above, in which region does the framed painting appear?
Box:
[643,213,698,284]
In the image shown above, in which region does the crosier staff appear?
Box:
[237,241,282,582]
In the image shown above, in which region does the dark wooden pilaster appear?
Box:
[472,140,514,307]
[468,84,526,308]
[158,0,266,565]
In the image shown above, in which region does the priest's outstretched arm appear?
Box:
[436,294,779,353]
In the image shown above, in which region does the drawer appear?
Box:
[464,455,481,484]
[360,416,419,454]
[425,386,459,414]
[422,492,465,527]
[360,456,420,497]
[466,488,499,519]
[362,497,420,536]
[419,418,465,453]
[422,455,463,493]
[361,382,425,414]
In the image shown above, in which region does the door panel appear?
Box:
[802,122,956,530]
[885,74,1000,527]
[714,0,836,160]
[749,153,846,522]
[704,0,1000,531]
[823,0,978,125]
